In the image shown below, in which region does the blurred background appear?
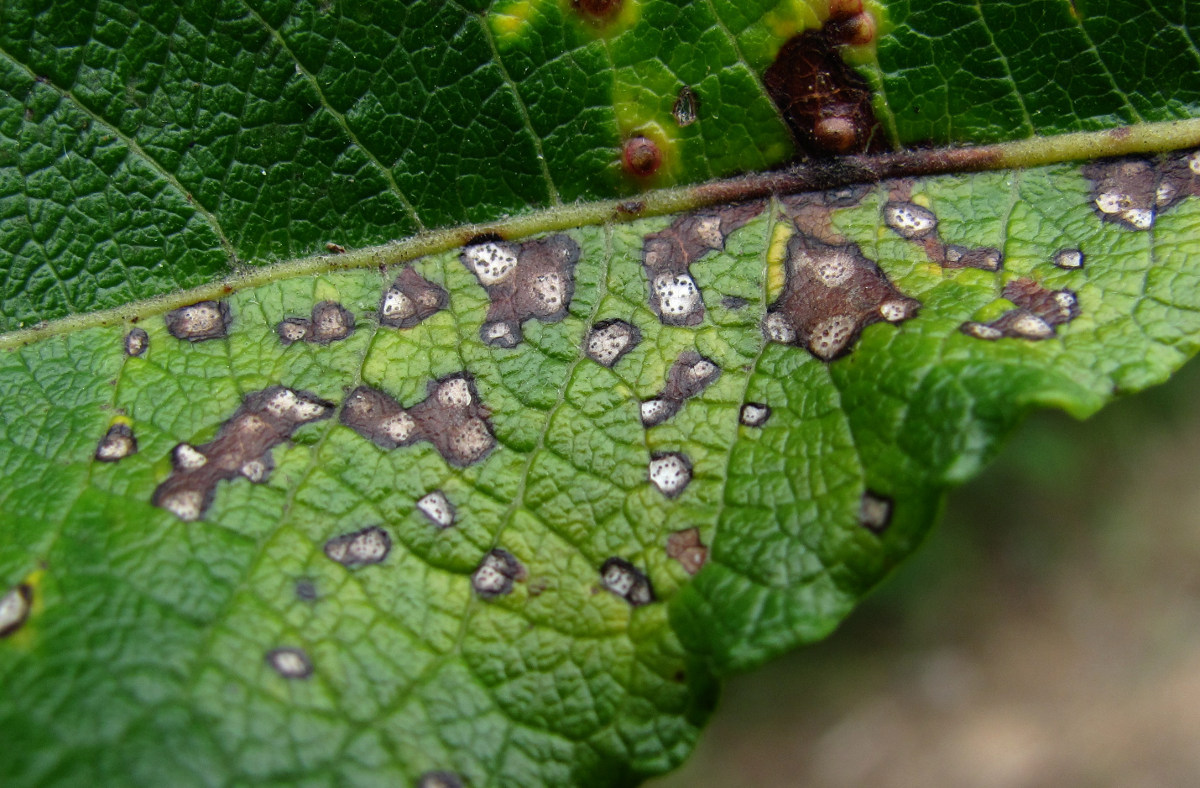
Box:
[653,359,1200,788]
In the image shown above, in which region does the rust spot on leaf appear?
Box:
[623,135,662,178]
[961,278,1080,341]
[379,268,449,330]
[276,300,356,346]
[640,350,720,427]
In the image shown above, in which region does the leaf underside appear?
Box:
[4,1,1200,786]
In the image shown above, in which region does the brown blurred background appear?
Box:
[654,359,1200,788]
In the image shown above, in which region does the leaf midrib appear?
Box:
[5,117,1200,351]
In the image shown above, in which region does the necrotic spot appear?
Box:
[266,647,313,679]
[648,452,692,498]
[95,423,137,463]
[585,319,641,367]
[124,327,148,356]
[294,578,318,602]
[416,491,455,529]
[165,300,231,341]
[472,548,525,599]
[739,402,771,428]
[324,525,392,567]
[0,584,32,637]
[883,202,938,239]
[858,491,893,534]
[600,557,655,606]
[1053,248,1085,270]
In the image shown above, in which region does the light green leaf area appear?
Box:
[3,156,1200,786]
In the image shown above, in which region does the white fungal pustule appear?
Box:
[1007,311,1055,339]
[95,423,137,463]
[585,319,640,367]
[960,322,1004,341]
[380,412,415,444]
[437,377,473,409]
[471,548,524,599]
[381,289,412,321]
[879,298,918,323]
[1053,249,1084,270]
[1121,208,1154,230]
[812,251,855,288]
[762,312,798,344]
[276,319,309,345]
[124,327,149,357]
[640,398,678,428]
[808,315,858,360]
[739,402,771,428]
[600,557,655,606]
[171,443,208,471]
[158,489,206,522]
[416,490,455,529]
[0,584,32,637]
[324,525,392,567]
[883,201,938,239]
[463,241,519,285]
[648,452,692,498]
[307,301,355,344]
[239,458,270,484]
[266,647,313,679]
[529,272,565,315]
[858,491,893,534]
[484,321,518,347]
[652,273,703,321]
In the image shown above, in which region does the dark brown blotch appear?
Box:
[340,374,496,468]
[763,25,886,157]
[960,279,1078,342]
[152,387,334,521]
[165,300,231,342]
[764,230,920,360]
[1083,150,1200,231]
[570,0,622,23]
[641,350,721,427]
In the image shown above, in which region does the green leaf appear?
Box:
[3,1,1200,786]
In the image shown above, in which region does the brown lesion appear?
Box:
[882,182,1002,271]
[640,350,721,427]
[960,278,1080,342]
[276,300,356,346]
[763,6,885,158]
[165,300,231,342]
[460,234,579,348]
[340,373,496,468]
[1083,149,1200,231]
[764,224,921,360]
[666,528,708,575]
[641,201,765,326]
[152,387,335,521]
